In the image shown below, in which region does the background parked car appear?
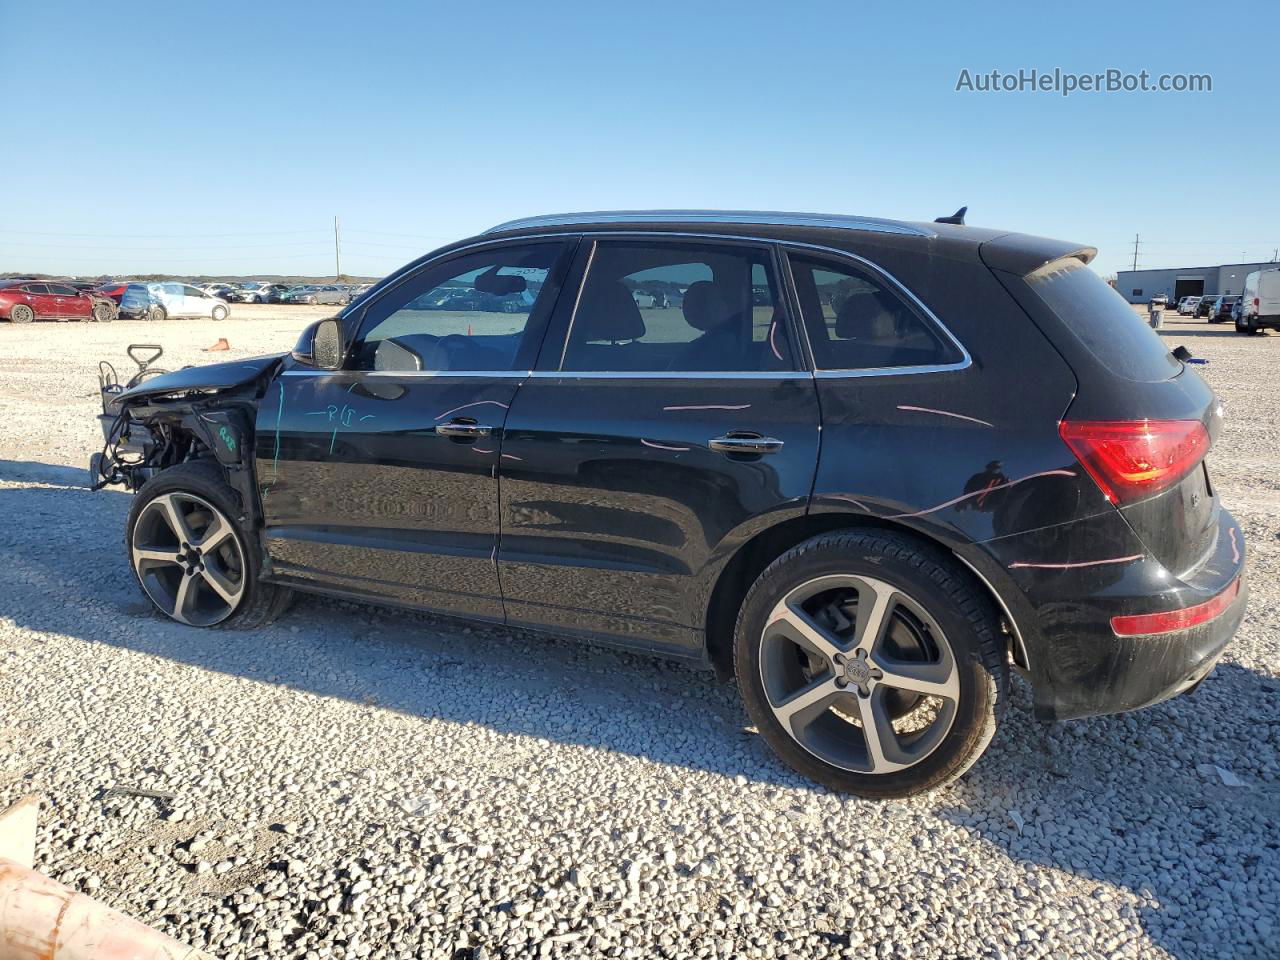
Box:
[1177,295,1201,315]
[1208,295,1239,323]
[145,282,230,320]
[284,284,349,305]
[0,279,115,323]
[116,283,167,322]
[223,282,275,303]
[1195,296,1218,318]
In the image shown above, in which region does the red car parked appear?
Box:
[0,280,115,323]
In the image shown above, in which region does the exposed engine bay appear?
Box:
[91,345,283,512]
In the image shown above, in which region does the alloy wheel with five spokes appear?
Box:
[760,574,960,775]
[130,491,246,626]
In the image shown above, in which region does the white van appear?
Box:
[1239,268,1280,334]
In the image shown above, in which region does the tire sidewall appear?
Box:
[126,463,262,628]
[734,534,1000,797]
[11,305,34,323]
[212,305,228,321]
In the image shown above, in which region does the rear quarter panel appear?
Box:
[808,249,1095,547]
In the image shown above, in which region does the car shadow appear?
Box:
[1160,330,1250,339]
[935,662,1280,959]
[3,457,1278,956]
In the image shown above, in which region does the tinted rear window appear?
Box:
[1026,260,1180,382]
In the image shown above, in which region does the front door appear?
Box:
[255,238,574,620]
[497,237,820,656]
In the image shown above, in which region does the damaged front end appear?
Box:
[91,345,283,511]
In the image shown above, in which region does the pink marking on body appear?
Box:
[641,439,691,452]
[769,320,783,361]
[1229,526,1240,565]
[663,404,752,411]
[828,493,871,511]
[501,453,524,461]
[886,469,1076,519]
[896,405,995,428]
[435,399,510,421]
[1009,554,1143,570]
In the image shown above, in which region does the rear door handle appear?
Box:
[437,420,493,439]
[708,433,784,455]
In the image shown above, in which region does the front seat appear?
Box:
[670,281,741,371]
[562,281,647,370]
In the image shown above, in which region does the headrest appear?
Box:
[834,291,899,340]
[682,281,733,332]
[575,281,646,342]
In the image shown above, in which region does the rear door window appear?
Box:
[788,254,963,371]
[558,240,794,372]
[1026,259,1180,382]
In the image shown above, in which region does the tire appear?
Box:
[733,530,1006,798]
[211,304,228,321]
[93,301,114,323]
[9,304,34,324]
[126,461,293,629]
[146,305,167,323]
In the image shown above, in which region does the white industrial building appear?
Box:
[1115,261,1279,305]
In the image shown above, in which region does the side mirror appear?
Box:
[291,318,345,369]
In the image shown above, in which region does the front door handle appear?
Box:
[709,433,784,455]
[437,420,493,439]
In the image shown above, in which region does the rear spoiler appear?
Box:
[979,233,1097,276]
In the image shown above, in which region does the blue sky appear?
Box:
[3,0,1276,279]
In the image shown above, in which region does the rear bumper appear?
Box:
[965,505,1247,721]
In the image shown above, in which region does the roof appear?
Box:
[485,210,937,239]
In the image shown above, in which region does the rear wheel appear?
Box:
[734,531,1006,798]
[9,304,34,324]
[126,462,292,629]
[146,305,166,323]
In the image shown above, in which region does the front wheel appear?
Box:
[733,531,1006,798]
[146,305,167,323]
[126,462,292,629]
[211,304,228,321]
[93,301,114,323]
[9,304,34,323]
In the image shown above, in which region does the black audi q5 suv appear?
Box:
[92,210,1246,797]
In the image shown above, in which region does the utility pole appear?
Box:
[1131,233,1140,272]
[334,215,342,281]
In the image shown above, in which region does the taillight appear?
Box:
[1059,419,1209,505]
[1111,577,1240,636]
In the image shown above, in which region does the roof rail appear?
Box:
[484,210,936,238]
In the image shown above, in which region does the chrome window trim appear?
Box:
[528,370,811,381]
[281,368,530,379]
[485,210,935,239]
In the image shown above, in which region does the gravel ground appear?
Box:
[0,307,1276,959]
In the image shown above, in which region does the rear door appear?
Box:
[14,283,48,317]
[256,238,575,620]
[496,236,820,656]
[46,282,91,318]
